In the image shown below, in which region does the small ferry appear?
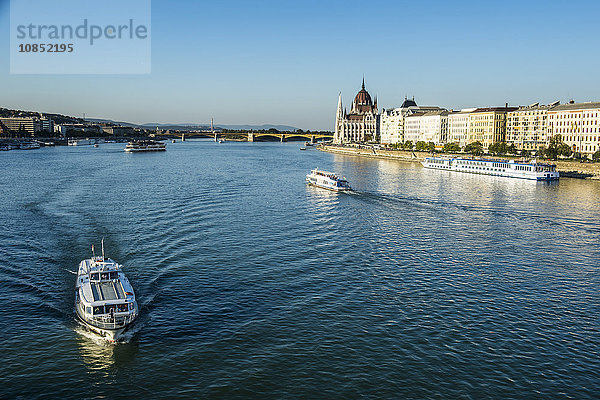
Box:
[306,168,352,192]
[68,139,94,146]
[18,141,41,150]
[422,157,559,181]
[124,140,166,152]
[75,243,138,342]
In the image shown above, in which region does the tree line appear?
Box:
[387,135,600,161]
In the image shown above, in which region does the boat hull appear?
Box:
[306,179,351,192]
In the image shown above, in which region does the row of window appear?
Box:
[550,112,599,119]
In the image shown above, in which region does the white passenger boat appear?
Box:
[422,157,559,181]
[68,139,94,146]
[75,244,138,342]
[124,140,166,152]
[306,168,352,191]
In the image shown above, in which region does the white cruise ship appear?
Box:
[422,157,559,181]
[75,247,138,342]
[306,168,352,191]
[124,140,166,152]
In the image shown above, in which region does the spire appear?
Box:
[362,76,365,90]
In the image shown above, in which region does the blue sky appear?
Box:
[1,0,600,130]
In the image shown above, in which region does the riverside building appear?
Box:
[547,101,600,155]
[467,107,517,150]
[379,98,443,145]
[506,102,558,153]
[0,116,53,136]
[447,108,476,147]
[334,79,379,144]
[404,110,448,146]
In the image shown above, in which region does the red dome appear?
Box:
[354,88,372,106]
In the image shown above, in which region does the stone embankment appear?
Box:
[318,145,600,180]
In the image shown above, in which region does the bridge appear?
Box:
[158,131,333,143]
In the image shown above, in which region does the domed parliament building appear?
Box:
[334,79,379,144]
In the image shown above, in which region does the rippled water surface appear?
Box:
[1,141,599,399]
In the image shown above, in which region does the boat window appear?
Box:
[93,306,104,315]
[116,303,128,312]
[86,307,92,314]
[129,303,134,310]
[105,305,116,314]
[109,271,118,280]
[100,272,110,280]
[90,273,99,280]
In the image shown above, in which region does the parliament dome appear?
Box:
[354,79,373,105]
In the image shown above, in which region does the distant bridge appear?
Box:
[158,131,333,143]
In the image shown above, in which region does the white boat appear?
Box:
[75,244,138,342]
[18,141,41,150]
[124,140,166,152]
[68,139,94,146]
[306,168,352,192]
[422,156,559,181]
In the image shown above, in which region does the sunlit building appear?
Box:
[467,107,517,149]
[447,108,476,148]
[334,79,379,143]
[506,102,557,153]
[547,101,600,155]
[379,98,443,145]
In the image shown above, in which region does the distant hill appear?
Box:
[1,107,303,132]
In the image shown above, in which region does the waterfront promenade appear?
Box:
[319,144,600,179]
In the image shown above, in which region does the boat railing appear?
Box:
[88,312,137,329]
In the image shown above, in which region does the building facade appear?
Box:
[547,102,600,155]
[379,98,443,145]
[403,110,448,146]
[467,107,517,149]
[447,108,476,147]
[0,116,54,136]
[0,117,37,135]
[334,79,379,144]
[506,103,557,152]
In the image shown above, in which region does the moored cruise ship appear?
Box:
[124,140,166,152]
[75,247,138,342]
[306,168,352,191]
[422,157,559,181]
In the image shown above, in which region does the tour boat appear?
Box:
[306,168,352,191]
[124,140,166,152]
[68,139,94,146]
[18,141,41,150]
[422,157,559,181]
[75,243,138,342]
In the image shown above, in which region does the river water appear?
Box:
[1,141,599,399]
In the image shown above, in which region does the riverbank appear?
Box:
[318,145,600,179]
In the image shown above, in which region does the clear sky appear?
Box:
[1,0,600,130]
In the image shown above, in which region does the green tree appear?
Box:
[415,141,427,151]
[403,140,413,150]
[443,142,461,153]
[521,149,531,157]
[544,134,572,159]
[464,141,483,156]
[558,143,572,158]
[593,150,600,161]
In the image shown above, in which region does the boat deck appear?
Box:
[91,281,126,302]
